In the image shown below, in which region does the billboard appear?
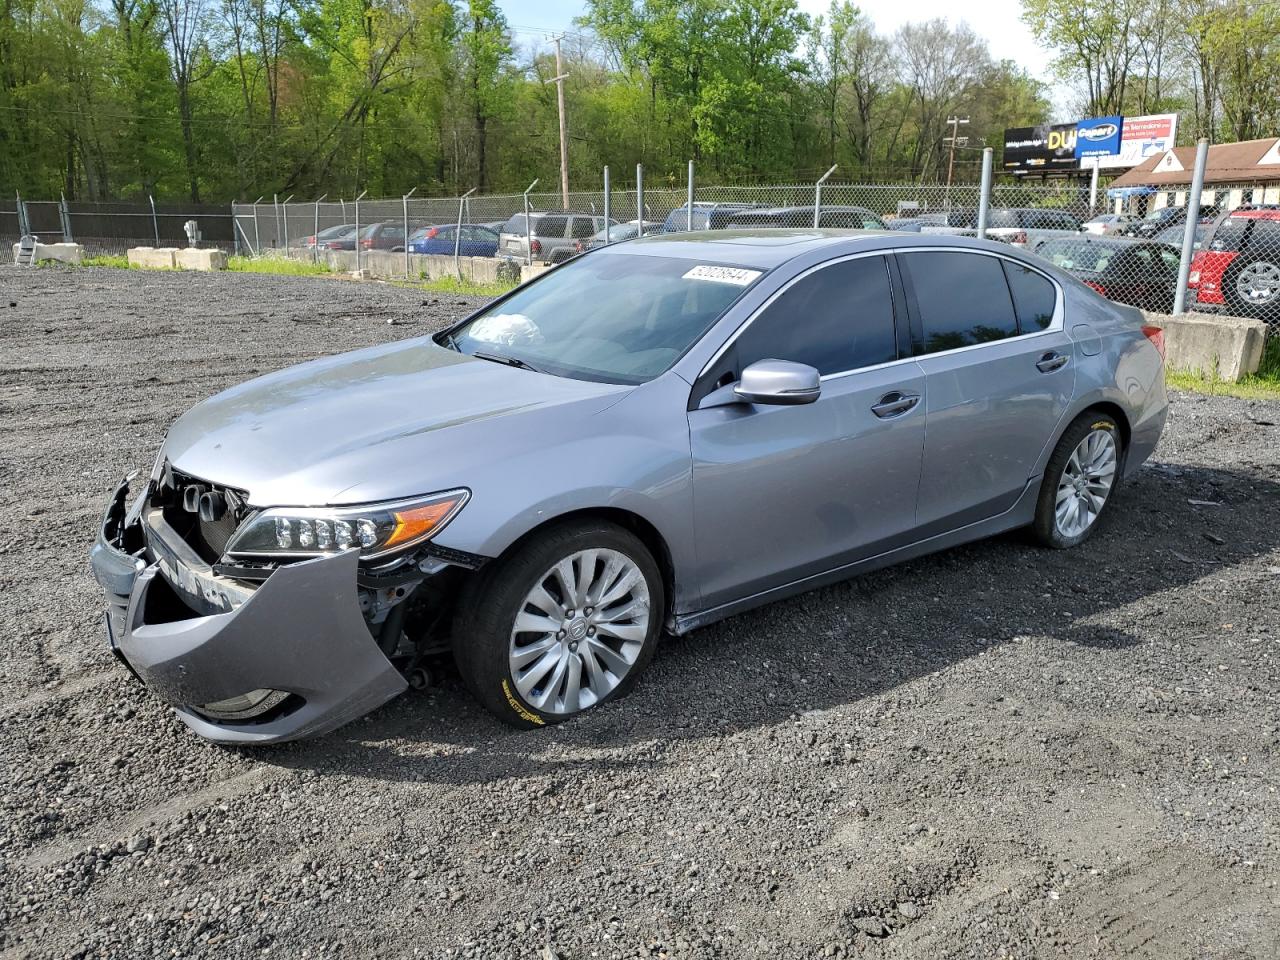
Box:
[1003,123,1079,173]
[1092,113,1178,169]
[1075,116,1123,159]
[1004,113,1179,173]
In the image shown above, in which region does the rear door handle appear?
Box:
[1036,352,1069,373]
[871,391,921,419]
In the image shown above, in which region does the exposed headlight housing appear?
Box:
[224,490,469,560]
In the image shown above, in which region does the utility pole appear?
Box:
[547,36,570,210]
[944,116,970,188]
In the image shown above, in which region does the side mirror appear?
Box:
[734,359,821,406]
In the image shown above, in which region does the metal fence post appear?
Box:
[252,196,262,256]
[603,166,611,244]
[1173,137,1210,316]
[636,163,644,229]
[1088,158,1100,215]
[281,195,293,255]
[687,160,694,231]
[354,189,367,273]
[977,148,993,239]
[273,194,280,250]
[523,178,539,266]
[59,193,73,242]
[232,202,239,257]
[313,194,326,264]
[402,187,418,278]
[455,187,477,280]
[814,165,837,228]
[149,194,160,245]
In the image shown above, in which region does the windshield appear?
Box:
[446,254,761,384]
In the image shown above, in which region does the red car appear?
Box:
[1188,207,1280,318]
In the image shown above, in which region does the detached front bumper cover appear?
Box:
[90,477,408,744]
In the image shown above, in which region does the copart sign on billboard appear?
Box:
[1075,116,1123,160]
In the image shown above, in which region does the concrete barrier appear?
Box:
[12,241,84,265]
[174,248,227,271]
[127,247,178,269]
[301,249,524,286]
[1144,310,1269,382]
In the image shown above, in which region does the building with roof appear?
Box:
[1108,137,1280,213]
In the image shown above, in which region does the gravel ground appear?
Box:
[2,266,1279,960]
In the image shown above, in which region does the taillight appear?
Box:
[574,240,584,253]
[530,238,542,256]
[1187,251,1236,304]
[360,238,373,248]
[427,227,439,238]
[1010,230,1028,245]
[1142,324,1166,362]
[1083,280,1108,297]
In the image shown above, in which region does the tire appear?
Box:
[1223,255,1280,318]
[1032,411,1124,549]
[452,520,664,729]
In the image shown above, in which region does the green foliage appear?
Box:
[81,254,135,268]
[401,273,513,296]
[6,0,1272,202]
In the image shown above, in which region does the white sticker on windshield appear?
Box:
[683,265,762,286]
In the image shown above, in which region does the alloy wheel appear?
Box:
[1237,260,1280,307]
[508,548,651,715]
[1055,429,1117,539]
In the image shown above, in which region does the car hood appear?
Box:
[163,337,630,505]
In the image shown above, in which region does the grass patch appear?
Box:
[1166,335,1280,400]
[226,255,331,276]
[81,254,133,269]
[396,274,515,298]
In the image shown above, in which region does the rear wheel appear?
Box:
[1032,412,1123,549]
[453,521,663,728]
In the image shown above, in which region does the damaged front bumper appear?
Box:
[89,478,407,744]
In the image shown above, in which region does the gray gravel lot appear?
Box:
[2,266,1279,960]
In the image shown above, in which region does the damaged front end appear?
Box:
[89,469,483,744]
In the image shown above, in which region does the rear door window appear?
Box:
[1002,261,1057,332]
[735,256,898,375]
[899,251,1019,353]
[570,218,596,239]
[535,216,568,238]
[502,214,526,234]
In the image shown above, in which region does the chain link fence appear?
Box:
[1,198,236,263]
[7,165,1279,337]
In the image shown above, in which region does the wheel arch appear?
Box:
[488,507,679,628]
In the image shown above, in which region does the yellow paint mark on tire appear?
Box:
[502,679,545,726]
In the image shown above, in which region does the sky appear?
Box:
[495,0,1065,111]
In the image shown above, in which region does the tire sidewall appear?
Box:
[454,522,664,729]
[1035,413,1123,549]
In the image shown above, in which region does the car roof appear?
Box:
[730,205,877,215]
[606,228,1035,270]
[1225,207,1280,220]
[1038,234,1144,248]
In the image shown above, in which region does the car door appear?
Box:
[687,255,927,610]
[897,250,1074,534]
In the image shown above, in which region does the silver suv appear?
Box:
[499,211,611,264]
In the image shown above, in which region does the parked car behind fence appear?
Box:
[499,212,612,263]
[1188,205,1280,321]
[1035,236,1182,313]
[724,206,886,230]
[407,223,500,257]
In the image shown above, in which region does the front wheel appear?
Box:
[1032,412,1123,549]
[453,521,664,728]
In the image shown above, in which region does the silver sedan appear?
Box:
[91,231,1168,742]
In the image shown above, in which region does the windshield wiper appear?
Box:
[440,331,461,352]
[470,350,543,374]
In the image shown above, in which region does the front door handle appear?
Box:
[871,391,921,419]
[1036,352,1069,373]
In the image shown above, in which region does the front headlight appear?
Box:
[224,490,468,560]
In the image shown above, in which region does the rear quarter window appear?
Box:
[1002,261,1057,332]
